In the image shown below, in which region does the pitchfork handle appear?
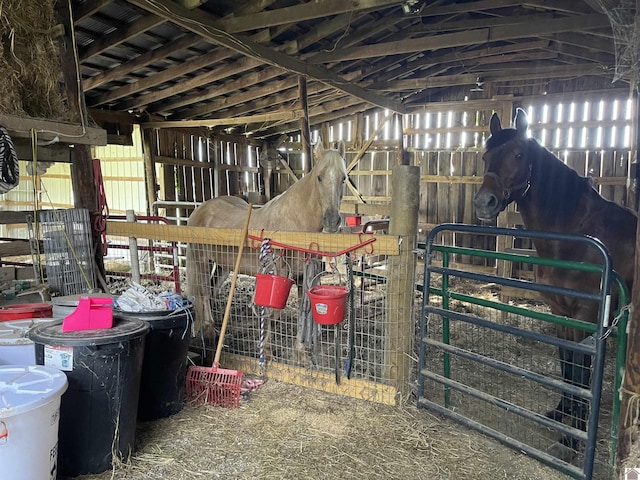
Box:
[214,204,253,365]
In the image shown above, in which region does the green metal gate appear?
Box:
[417,224,629,480]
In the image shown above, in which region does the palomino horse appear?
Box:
[186,140,347,334]
[473,108,636,453]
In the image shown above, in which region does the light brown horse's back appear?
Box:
[186,140,347,333]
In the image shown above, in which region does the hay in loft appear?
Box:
[0,0,71,120]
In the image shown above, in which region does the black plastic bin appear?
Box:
[115,304,193,421]
[27,317,150,477]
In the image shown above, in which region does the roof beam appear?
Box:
[124,0,407,114]
[89,50,239,107]
[73,0,113,22]
[312,13,611,63]
[79,13,164,61]
[80,0,280,91]
[184,82,335,122]
[83,33,202,91]
[218,0,406,32]
[364,39,550,84]
[374,63,615,92]
[157,67,287,114]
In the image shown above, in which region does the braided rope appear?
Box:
[257,238,276,375]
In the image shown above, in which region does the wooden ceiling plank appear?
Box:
[89,50,239,107]
[157,67,286,114]
[79,14,164,62]
[73,0,114,22]
[312,28,489,63]
[218,0,405,33]
[370,74,479,91]
[257,100,371,139]
[142,110,305,129]
[370,39,551,84]
[540,32,615,54]
[83,33,202,91]
[413,12,561,34]
[312,13,610,63]
[547,40,614,64]
[522,0,595,15]
[177,70,361,120]
[124,0,407,114]
[81,0,281,92]
[180,77,301,119]
[419,0,522,17]
[370,62,613,92]
[119,56,264,111]
[191,83,334,121]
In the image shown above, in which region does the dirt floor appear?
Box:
[63,380,571,480]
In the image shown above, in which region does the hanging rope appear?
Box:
[93,159,109,256]
[0,126,19,194]
[257,238,277,375]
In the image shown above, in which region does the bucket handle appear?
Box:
[311,263,344,287]
[257,255,293,279]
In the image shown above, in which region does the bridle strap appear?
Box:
[483,163,532,203]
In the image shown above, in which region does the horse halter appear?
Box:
[483,162,532,205]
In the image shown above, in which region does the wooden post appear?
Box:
[142,128,158,215]
[395,113,406,165]
[58,1,105,282]
[628,85,639,211]
[385,164,420,400]
[126,210,141,284]
[617,216,640,470]
[299,76,312,173]
[618,74,640,471]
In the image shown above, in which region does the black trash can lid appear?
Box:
[52,293,114,307]
[27,317,150,347]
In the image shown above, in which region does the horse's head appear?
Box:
[474,108,533,222]
[313,139,347,232]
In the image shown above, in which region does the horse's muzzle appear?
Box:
[322,210,341,233]
[473,190,503,222]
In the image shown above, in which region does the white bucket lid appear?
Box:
[0,365,68,417]
[0,318,60,346]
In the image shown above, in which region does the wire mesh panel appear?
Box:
[417,225,627,480]
[189,237,393,385]
[39,208,97,295]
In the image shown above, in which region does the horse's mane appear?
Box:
[526,137,592,221]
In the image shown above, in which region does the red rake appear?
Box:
[186,205,252,407]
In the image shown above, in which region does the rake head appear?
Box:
[186,363,243,408]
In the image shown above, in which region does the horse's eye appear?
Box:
[515,153,523,160]
[318,175,323,183]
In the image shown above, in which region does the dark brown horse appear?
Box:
[473,108,636,452]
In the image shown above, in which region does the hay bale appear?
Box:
[0,0,70,120]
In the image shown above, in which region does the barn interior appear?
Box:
[0,1,639,479]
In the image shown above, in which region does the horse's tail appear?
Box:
[186,243,205,334]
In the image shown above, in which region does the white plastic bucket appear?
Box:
[0,318,60,365]
[0,365,68,480]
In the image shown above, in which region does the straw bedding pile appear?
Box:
[0,0,69,119]
[67,380,568,480]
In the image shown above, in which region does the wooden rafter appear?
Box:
[311,13,611,63]
[124,0,407,114]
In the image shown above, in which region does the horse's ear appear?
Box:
[514,108,528,136]
[489,112,502,135]
[314,138,325,159]
[337,139,346,158]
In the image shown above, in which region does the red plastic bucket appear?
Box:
[0,303,53,322]
[254,274,295,309]
[345,215,362,226]
[307,285,348,325]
